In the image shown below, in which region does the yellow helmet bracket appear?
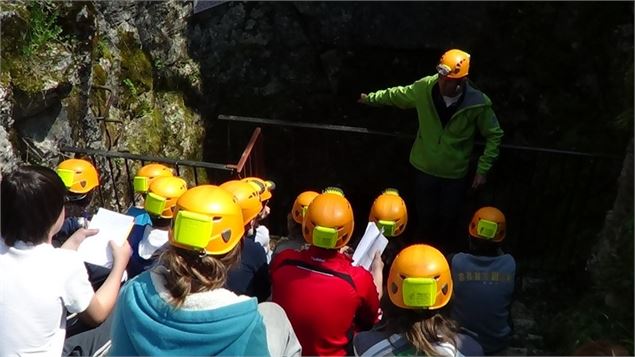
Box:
[56,169,75,188]
[313,225,338,249]
[476,219,498,239]
[383,188,399,196]
[145,192,167,217]
[301,206,309,217]
[402,277,437,308]
[172,210,213,251]
[322,187,344,196]
[377,220,397,237]
[133,176,149,193]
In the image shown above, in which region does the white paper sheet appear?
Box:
[78,208,134,268]
[352,222,389,271]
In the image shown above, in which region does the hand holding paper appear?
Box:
[352,222,389,271]
[77,208,134,268]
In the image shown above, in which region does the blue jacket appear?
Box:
[110,271,270,356]
[226,237,271,302]
[125,206,153,226]
[450,252,516,353]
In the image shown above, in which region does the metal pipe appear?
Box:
[217,114,620,159]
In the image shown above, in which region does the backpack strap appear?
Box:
[279,258,356,290]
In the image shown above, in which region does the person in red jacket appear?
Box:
[271,187,383,356]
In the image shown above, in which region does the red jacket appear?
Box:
[271,246,380,356]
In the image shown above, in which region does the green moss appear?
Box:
[115,30,153,119]
[89,63,109,117]
[4,46,69,93]
[93,36,113,62]
[124,91,205,185]
[64,85,82,141]
[0,1,71,93]
[21,1,63,57]
[118,30,153,92]
[93,63,107,86]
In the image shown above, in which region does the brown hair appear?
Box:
[383,297,459,356]
[1,165,66,246]
[157,242,242,307]
[286,212,303,242]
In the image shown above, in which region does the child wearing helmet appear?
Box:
[271,187,384,356]
[53,158,100,247]
[0,165,131,356]
[353,244,482,357]
[126,176,187,279]
[368,188,408,238]
[55,158,115,292]
[271,190,318,259]
[126,163,174,226]
[449,206,516,354]
[110,185,300,356]
[222,180,272,302]
[241,177,276,261]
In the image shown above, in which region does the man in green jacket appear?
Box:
[358,49,504,252]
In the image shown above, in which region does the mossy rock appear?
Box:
[89,63,109,118]
[122,91,205,185]
[118,30,153,93]
[1,1,74,94]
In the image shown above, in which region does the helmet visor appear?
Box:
[172,210,213,251]
[476,219,498,239]
[56,169,75,189]
[145,192,167,217]
[377,220,397,237]
[313,226,338,249]
[402,277,437,308]
[133,176,150,193]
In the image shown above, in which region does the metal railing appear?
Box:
[225,127,265,179]
[219,114,624,273]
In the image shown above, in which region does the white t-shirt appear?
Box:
[138,226,169,259]
[254,225,272,263]
[0,239,94,356]
[442,94,461,107]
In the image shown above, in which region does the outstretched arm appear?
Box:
[358,83,418,109]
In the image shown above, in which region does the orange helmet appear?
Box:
[144,176,188,219]
[388,244,453,310]
[170,185,245,255]
[469,206,506,242]
[56,159,99,194]
[369,188,408,237]
[436,49,470,79]
[220,180,263,225]
[134,163,173,193]
[302,187,354,249]
[291,191,319,224]
[240,177,275,201]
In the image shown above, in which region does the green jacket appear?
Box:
[365,74,504,179]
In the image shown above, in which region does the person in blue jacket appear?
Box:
[126,176,187,279]
[221,180,271,302]
[126,163,174,226]
[449,207,516,355]
[110,185,270,356]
